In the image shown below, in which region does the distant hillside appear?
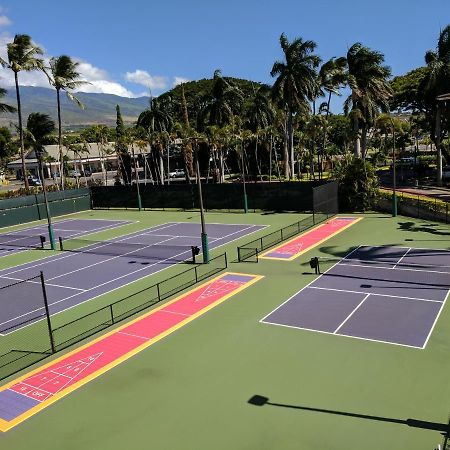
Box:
[0,86,150,129]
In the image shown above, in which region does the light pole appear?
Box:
[35,149,56,250]
[391,118,397,217]
[192,138,209,263]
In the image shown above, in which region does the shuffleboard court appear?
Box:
[260,216,361,260]
[0,272,262,431]
[262,245,450,348]
[0,222,265,333]
[0,218,131,258]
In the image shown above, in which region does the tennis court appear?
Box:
[0,219,130,257]
[262,245,450,348]
[0,222,264,333]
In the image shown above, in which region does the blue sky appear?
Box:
[0,0,448,111]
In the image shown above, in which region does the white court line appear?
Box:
[308,286,444,304]
[0,275,86,292]
[337,262,450,276]
[46,236,181,282]
[260,246,363,323]
[0,223,264,331]
[18,381,53,396]
[117,331,149,340]
[0,222,181,277]
[333,294,371,334]
[392,247,411,269]
[160,309,190,317]
[261,319,423,350]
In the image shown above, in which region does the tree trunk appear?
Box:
[353,116,361,158]
[288,110,294,179]
[435,105,442,185]
[14,72,28,190]
[56,88,65,190]
[361,125,368,160]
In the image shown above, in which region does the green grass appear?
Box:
[1,210,450,449]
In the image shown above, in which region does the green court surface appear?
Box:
[1,210,450,450]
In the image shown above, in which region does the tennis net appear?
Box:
[58,237,195,263]
[0,233,46,249]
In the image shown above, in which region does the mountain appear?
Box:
[1,86,150,129]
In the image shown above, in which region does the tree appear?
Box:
[271,33,321,178]
[0,87,15,114]
[344,43,392,158]
[421,25,450,181]
[200,70,244,130]
[25,113,55,181]
[390,67,429,113]
[115,105,131,184]
[0,34,44,188]
[0,127,13,164]
[47,55,88,189]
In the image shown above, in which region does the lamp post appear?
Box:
[35,149,56,250]
[391,118,397,217]
[192,138,209,263]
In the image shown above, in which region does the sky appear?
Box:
[0,0,448,112]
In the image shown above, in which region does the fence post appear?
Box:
[109,304,115,324]
[224,252,228,268]
[446,203,448,224]
[194,266,198,283]
[435,198,437,221]
[280,228,284,241]
[40,271,56,354]
[417,195,420,218]
[156,283,161,302]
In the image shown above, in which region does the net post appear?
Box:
[40,271,56,354]
[58,236,63,251]
[40,235,46,249]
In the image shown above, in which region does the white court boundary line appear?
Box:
[261,244,450,349]
[0,222,265,334]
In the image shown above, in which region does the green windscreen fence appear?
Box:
[91,182,326,212]
[0,188,91,228]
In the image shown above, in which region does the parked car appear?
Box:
[68,169,82,177]
[27,176,41,186]
[442,166,450,180]
[169,169,185,178]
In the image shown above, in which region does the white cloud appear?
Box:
[0,15,11,27]
[173,76,190,87]
[125,69,168,90]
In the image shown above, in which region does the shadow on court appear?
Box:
[398,221,450,238]
[248,395,450,434]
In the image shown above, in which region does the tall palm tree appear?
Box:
[246,85,275,180]
[200,70,244,129]
[271,33,321,178]
[137,98,173,185]
[421,25,450,182]
[0,34,44,189]
[47,55,88,189]
[25,113,55,182]
[344,43,392,158]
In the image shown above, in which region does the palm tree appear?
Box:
[200,70,244,129]
[245,85,275,180]
[421,25,450,182]
[47,55,89,189]
[271,33,321,178]
[25,113,55,182]
[0,34,44,189]
[137,98,173,185]
[344,43,392,158]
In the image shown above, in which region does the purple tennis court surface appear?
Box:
[0,218,130,257]
[261,245,450,348]
[0,222,264,333]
